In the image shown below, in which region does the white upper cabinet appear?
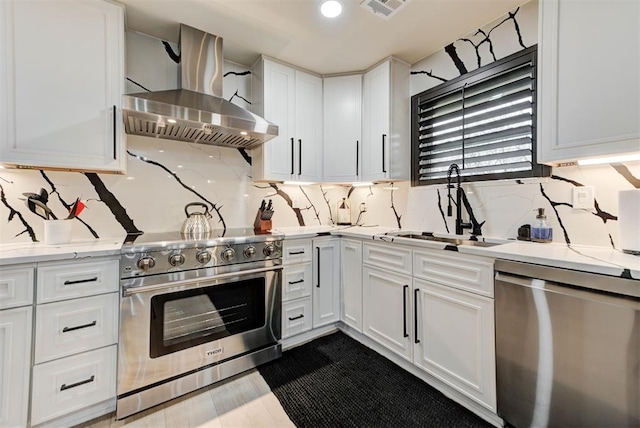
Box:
[323,75,362,182]
[252,57,322,182]
[362,58,411,182]
[0,0,125,172]
[538,0,640,164]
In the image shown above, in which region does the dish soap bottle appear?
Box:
[531,208,553,243]
[337,198,351,225]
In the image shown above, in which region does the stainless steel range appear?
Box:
[117,228,283,419]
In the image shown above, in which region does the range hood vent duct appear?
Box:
[122,24,278,149]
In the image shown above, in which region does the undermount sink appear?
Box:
[393,233,501,248]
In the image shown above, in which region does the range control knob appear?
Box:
[263,244,276,257]
[221,248,235,262]
[137,256,156,271]
[196,250,212,264]
[169,253,185,267]
[244,245,256,258]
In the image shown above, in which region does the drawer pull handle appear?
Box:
[62,320,97,333]
[289,251,305,255]
[60,375,95,391]
[288,314,304,321]
[63,277,98,285]
[288,279,304,285]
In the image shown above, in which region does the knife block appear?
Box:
[253,209,272,232]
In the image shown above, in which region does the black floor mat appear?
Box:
[258,332,493,428]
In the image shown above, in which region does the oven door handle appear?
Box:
[122,265,283,297]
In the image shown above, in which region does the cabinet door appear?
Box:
[362,265,412,361]
[323,75,362,182]
[362,61,390,181]
[312,237,340,328]
[413,278,496,410]
[260,59,296,181]
[538,0,640,164]
[0,306,32,428]
[295,70,323,182]
[341,239,362,332]
[0,0,125,172]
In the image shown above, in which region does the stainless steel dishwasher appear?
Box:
[495,259,640,428]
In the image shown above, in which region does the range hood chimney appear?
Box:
[122,24,278,149]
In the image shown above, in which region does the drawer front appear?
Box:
[0,264,34,309]
[363,242,412,275]
[31,345,117,425]
[35,293,118,364]
[283,262,312,302]
[282,298,312,338]
[413,249,494,297]
[37,258,119,303]
[283,239,312,264]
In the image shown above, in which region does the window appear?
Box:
[411,46,550,185]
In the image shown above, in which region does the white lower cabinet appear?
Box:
[0,306,32,428]
[340,239,362,332]
[413,278,496,411]
[362,265,413,361]
[312,237,340,328]
[282,298,312,338]
[35,293,118,364]
[31,345,117,425]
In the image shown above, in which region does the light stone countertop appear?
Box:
[1,227,638,280]
[0,238,124,266]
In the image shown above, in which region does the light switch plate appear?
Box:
[572,186,594,210]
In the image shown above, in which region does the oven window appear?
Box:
[149,277,266,358]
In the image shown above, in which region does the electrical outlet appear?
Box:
[572,186,594,210]
[360,202,367,212]
[292,198,300,208]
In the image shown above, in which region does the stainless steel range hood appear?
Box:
[123,24,278,149]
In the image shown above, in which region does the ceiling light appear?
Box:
[320,0,342,18]
[577,153,640,166]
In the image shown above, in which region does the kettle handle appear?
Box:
[184,202,210,217]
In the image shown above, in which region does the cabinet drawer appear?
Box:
[283,262,312,302]
[0,264,34,309]
[31,345,117,425]
[283,239,312,264]
[37,258,119,303]
[363,242,412,275]
[35,293,118,364]
[413,249,494,297]
[282,298,312,338]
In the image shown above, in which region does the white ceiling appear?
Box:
[119,0,528,75]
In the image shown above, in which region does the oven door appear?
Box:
[118,265,282,396]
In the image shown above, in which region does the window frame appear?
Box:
[411,45,550,186]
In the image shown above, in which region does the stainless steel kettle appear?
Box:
[180,202,212,238]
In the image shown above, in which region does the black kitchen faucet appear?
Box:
[446,163,484,236]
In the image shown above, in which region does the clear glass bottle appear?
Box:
[337,198,351,225]
[531,208,553,243]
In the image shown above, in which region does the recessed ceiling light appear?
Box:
[320,0,342,18]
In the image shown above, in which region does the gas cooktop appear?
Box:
[122,228,283,249]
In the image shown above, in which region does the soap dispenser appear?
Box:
[531,208,553,243]
[337,198,351,225]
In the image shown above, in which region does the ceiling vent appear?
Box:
[360,0,412,20]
